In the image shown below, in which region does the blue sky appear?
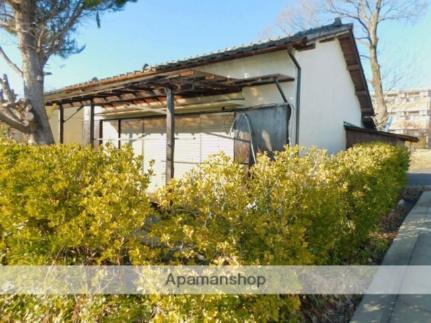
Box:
[1,0,430,93]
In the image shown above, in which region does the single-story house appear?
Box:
[45,19,417,190]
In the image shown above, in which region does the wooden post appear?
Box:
[90,102,95,147]
[118,119,122,149]
[59,104,64,144]
[165,87,175,182]
[98,120,103,146]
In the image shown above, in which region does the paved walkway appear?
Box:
[351,191,431,322]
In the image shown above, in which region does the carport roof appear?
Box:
[45,69,294,108]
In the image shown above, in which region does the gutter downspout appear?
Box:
[274,77,292,145]
[288,47,301,145]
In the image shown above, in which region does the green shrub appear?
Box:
[0,143,153,265]
[149,153,249,266]
[149,154,301,322]
[247,147,344,265]
[0,143,155,321]
[0,142,409,322]
[148,143,408,321]
[332,143,409,262]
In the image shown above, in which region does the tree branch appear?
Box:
[325,0,371,39]
[0,73,16,102]
[360,54,370,60]
[379,0,429,22]
[4,0,20,12]
[0,105,32,133]
[0,46,23,76]
[0,74,33,133]
[41,1,85,62]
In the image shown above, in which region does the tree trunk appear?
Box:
[369,44,387,129]
[22,67,54,144]
[15,1,54,144]
[368,14,387,130]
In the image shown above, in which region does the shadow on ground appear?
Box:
[408,172,431,187]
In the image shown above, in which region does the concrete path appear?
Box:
[351,191,431,322]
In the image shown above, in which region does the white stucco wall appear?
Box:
[72,38,364,155]
[196,39,364,153]
[296,40,363,153]
[198,50,297,109]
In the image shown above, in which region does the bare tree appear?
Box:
[275,0,428,128]
[276,0,325,34]
[0,1,136,144]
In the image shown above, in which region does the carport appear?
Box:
[45,69,294,183]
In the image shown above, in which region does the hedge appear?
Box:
[0,144,153,265]
[0,142,409,322]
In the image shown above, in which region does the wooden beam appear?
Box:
[45,70,293,106]
[94,97,107,104]
[59,104,64,144]
[90,102,95,148]
[118,119,122,149]
[274,78,288,103]
[355,90,368,96]
[347,64,361,71]
[165,87,175,183]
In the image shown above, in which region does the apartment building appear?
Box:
[384,89,431,148]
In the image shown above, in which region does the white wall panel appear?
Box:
[200,113,234,161]
[102,120,119,147]
[121,119,145,156]
[102,113,235,190]
[174,115,201,178]
[143,118,166,191]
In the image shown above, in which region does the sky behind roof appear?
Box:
[1,0,430,94]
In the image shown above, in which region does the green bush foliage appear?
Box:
[0,143,153,265]
[0,142,409,321]
[332,143,409,262]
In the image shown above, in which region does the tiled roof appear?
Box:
[45,20,375,128]
[46,20,353,94]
